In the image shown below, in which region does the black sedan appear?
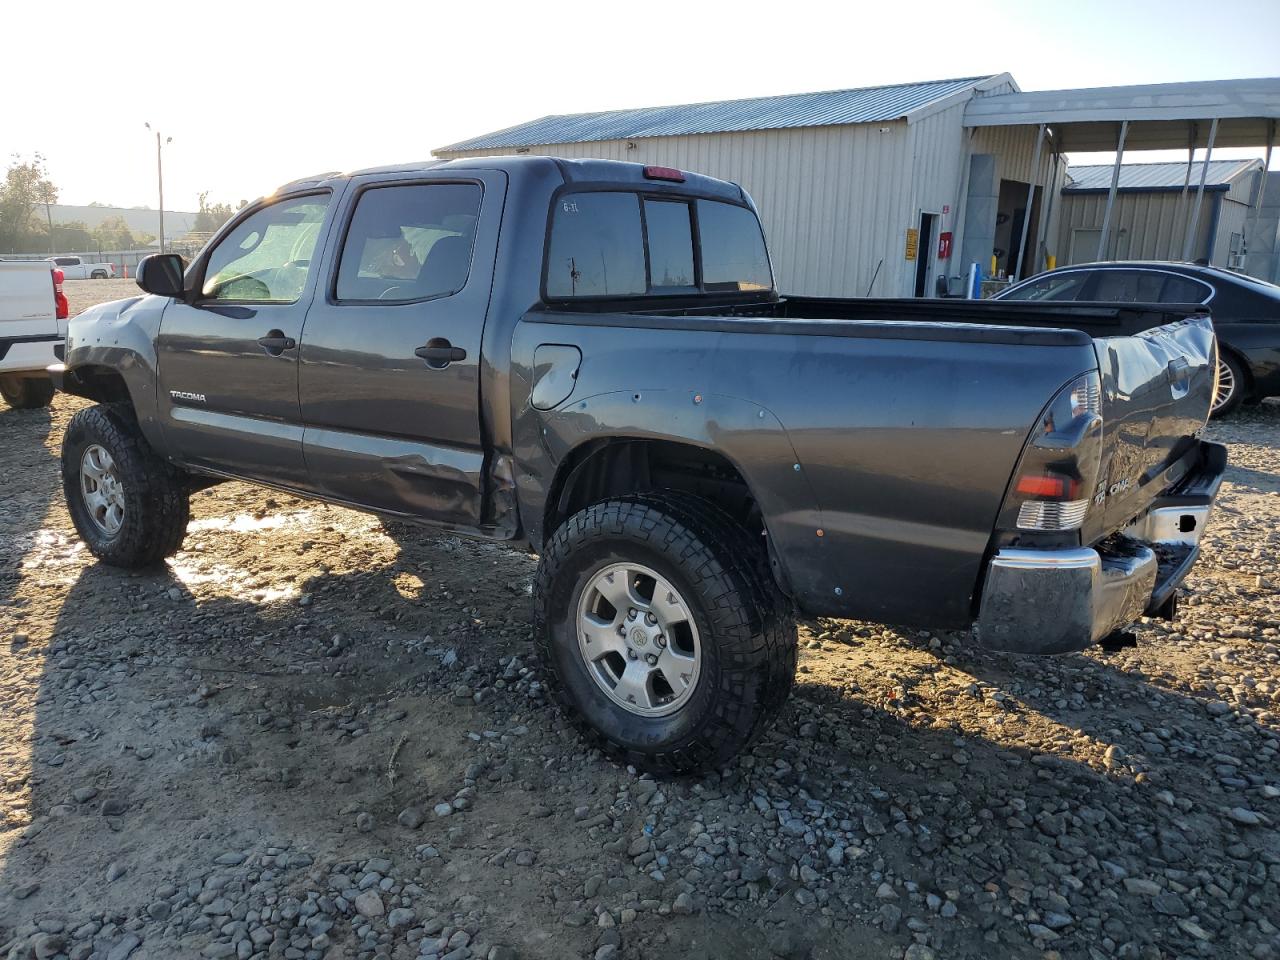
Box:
[996,261,1280,416]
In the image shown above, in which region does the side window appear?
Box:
[643,199,695,290]
[55,257,78,267]
[1160,275,1212,304]
[697,200,773,292]
[336,183,482,303]
[1088,270,1141,302]
[202,195,329,302]
[546,193,646,298]
[1002,271,1091,302]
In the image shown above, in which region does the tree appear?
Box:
[193,191,239,234]
[52,220,93,251]
[90,215,144,250]
[0,154,58,253]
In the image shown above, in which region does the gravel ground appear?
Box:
[1,282,1278,960]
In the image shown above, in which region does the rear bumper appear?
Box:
[977,440,1226,655]
[0,336,63,375]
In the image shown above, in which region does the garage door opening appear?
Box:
[996,179,1043,279]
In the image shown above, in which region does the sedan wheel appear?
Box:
[1211,353,1246,417]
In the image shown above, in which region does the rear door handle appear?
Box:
[257,331,296,356]
[415,339,467,369]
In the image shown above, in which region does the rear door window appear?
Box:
[336,183,482,302]
[1088,270,1143,302]
[1160,275,1212,304]
[546,193,646,298]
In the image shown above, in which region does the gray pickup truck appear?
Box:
[51,157,1225,773]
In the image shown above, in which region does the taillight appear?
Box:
[1008,371,1103,532]
[52,268,68,320]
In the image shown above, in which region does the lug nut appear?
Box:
[645,653,658,665]
[655,635,667,648]
[628,608,638,620]
[627,649,638,660]
[645,612,657,625]
[617,625,626,636]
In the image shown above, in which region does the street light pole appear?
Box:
[144,123,172,253]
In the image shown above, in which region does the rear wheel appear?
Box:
[534,494,797,775]
[91,270,108,279]
[62,404,190,567]
[1211,351,1247,418]
[0,375,55,410]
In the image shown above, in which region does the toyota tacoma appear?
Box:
[50,157,1226,772]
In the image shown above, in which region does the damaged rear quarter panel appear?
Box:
[511,314,1097,628]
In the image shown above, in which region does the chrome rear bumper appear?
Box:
[977,543,1158,654]
[976,440,1225,655]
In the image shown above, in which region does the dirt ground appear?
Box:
[1,280,1278,960]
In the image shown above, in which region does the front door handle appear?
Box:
[415,338,467,369]
[257,330,296,356]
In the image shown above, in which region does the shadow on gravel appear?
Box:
[1220,463,1280,493]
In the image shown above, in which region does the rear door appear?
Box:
[297,170,505,526]
[155,190,339,487]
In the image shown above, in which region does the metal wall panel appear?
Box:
[1055,190,1218,263]
[441,124,920,297]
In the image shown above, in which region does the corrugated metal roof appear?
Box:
[1065,159,1260,191]
[435,76,992,153]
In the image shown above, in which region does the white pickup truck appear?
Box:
[47,255,115,280]
[1,260,67,409]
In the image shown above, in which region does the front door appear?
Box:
[297,171,506,527]
[155,191,338,487]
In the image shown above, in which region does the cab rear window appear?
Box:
[545,191,772,299]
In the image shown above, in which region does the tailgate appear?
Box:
[0,261,58,343]
[1092,313,1216,533]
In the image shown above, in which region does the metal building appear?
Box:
[434,75,1062,298]
[436,74,1280,297]
[1055,159,1265,268]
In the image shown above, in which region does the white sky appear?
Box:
[3,0,1278,211]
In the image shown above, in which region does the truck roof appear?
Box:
[274,156,746,203]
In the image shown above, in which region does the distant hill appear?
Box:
[50,204,199,243]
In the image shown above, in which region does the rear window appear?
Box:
[545,193,646,298]
[545,191,772,299]
[697,200,772,292]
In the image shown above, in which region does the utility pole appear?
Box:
[144,123,172,253]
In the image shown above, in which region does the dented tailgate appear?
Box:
[1091,314,1217,533]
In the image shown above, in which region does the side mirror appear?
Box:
[135,253,186,298]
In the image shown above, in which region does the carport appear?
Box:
[963,77,1280,277]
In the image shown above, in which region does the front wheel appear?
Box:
[62,404,190,567]
[534,494,797,775]
[0,376,55,410]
